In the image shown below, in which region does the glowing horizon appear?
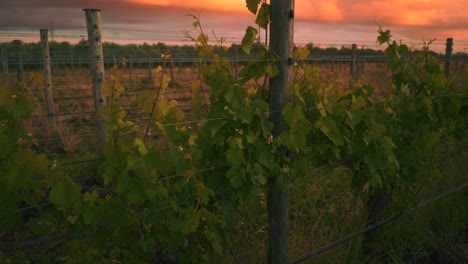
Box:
[127,0,468,27]
[128,0,249,13]
[0,0,467,53]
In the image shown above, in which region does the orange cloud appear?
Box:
[297,0,343,22]
[127,0,467,28]
[342,0,467,26]
[128,0,248,13]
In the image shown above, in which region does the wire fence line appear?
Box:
[14,163,228,213]
[3,38,467,140]
[289,181,468,264]
[3,56,468,69]
[12,155,362,213]
[15,142,464,215]
[3,168,467,256]
[1,94,466,152]
[0,111,439,149]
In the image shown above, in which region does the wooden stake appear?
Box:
[40,29,56,120]
[445,38,453,77]
[170,56,174,81]
[234,47,239,79]
[129,56,134,90]
[13,40,24,91]
[268,0,294,263]
[1,46,8,85]
[350,43,357,82]
[84,8,107,157]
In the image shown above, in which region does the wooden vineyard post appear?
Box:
[170,56,174,82]
[148,56,153,80]
[13,40,25,91]
[234,46,239,79]
[1,46,8,85]
[360,57,365,75]
[84,8,107,157]
[40,29,56,121]
[268,0,294,263]
[129,56,134,90]
[350,43,357,82]
[444,38,453,77]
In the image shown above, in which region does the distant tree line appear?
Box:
[0,39,466,70]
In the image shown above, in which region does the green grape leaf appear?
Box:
[132,138,148,156]
[292,157,309,178]
[255,3,270,29]
[283,104,304,127]
[180,210,201,235]
[241,26,258,55]
[196,182,214,205]
[246,0,261,14]
[377,29,392,45]
[155,73,171,90]
[0,197,19,234]
[155,100,172,118]
[226,147,244,167]
[49,181,82,209]
[226,167,245,188]
[101,199,129,228]
[265,63,279,77]
[102,83,112,98]
[319,117,344,146]
[252,163,266,185]
[294,46,311,60]
[351,95,367,111]
[255,143,274,167]
[83,205,100,225]
[114,81,125,98]
[198,45,214,58]
[137,90,155,111]
[197,33,209,45]
[127,186,145,205]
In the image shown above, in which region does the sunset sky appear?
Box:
[0,0,467,53]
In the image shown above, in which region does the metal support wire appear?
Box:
[290,181,468,264]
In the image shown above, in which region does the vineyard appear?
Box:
[1,1,468,263]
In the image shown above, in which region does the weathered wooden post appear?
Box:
[148,56,153,80]
[360,57,365,75]
[350,43,358,82]
[444,38,453,77]
[192,58,197,74]
[128,56,134,90]
[268,0,294,263]
[40,29,56,120]
[170,56,174,81]
[234,46,239,79]
[84,8,107,157]
[1,46,9,85]
[13,40,24,90]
